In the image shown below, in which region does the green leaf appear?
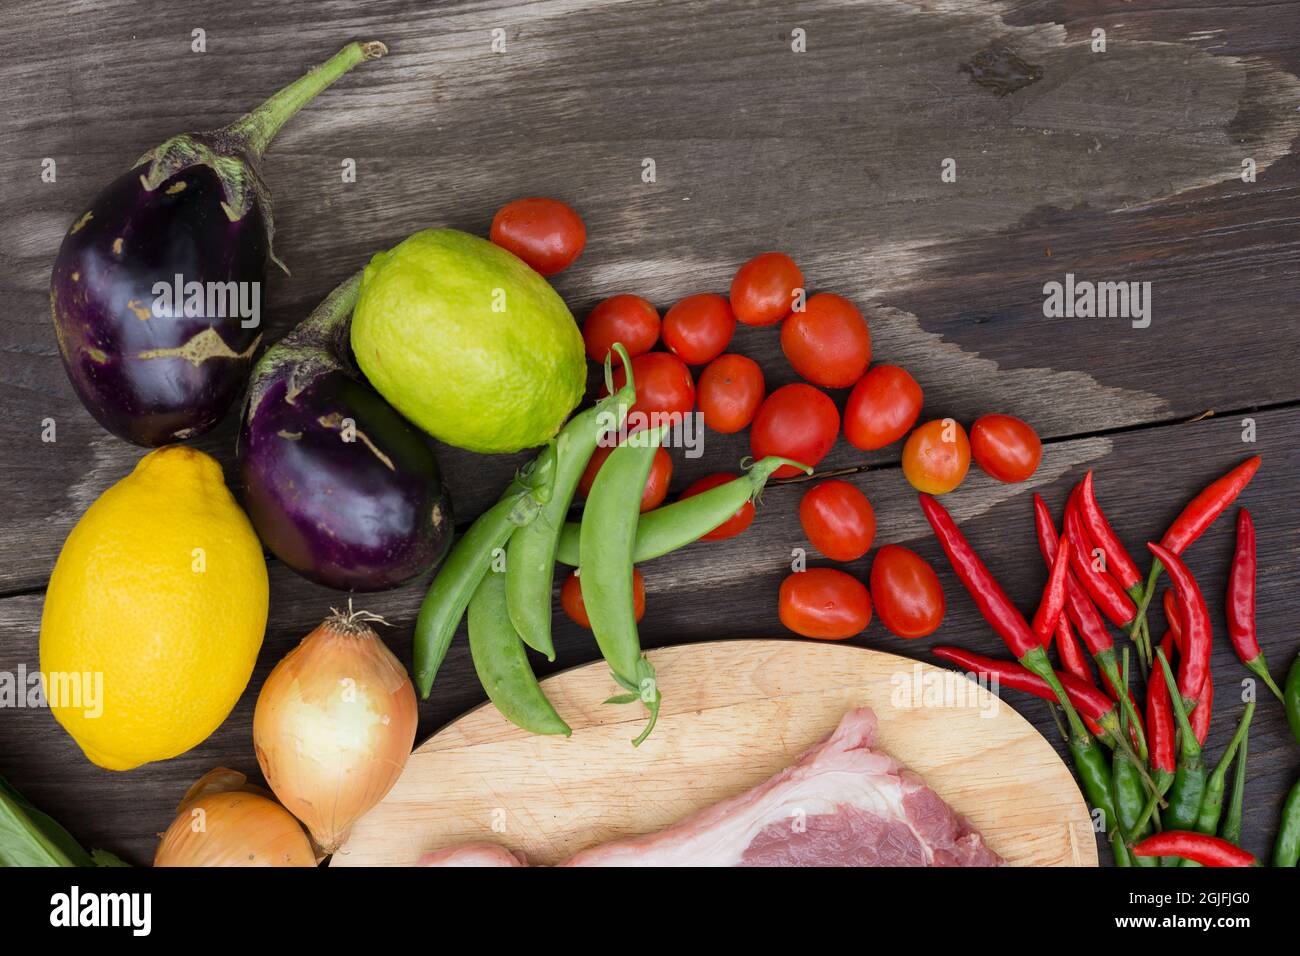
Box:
[91,849,130,867]
[0,774,91,867]
[603,693,639,705]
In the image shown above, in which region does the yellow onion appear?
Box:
[154,768,316,867]
[253,605,417,853]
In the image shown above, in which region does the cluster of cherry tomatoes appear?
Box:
[488,198,1045,645]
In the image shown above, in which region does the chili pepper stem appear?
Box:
[1096,648,1149,761]
[1245,657,1285,703]
[1156,649,1201,761]
[1126,560,1163,650]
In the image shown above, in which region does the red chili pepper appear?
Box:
[1130,831,1257,867]
[1077,471,1142,591]
[1031,535,1072,647]
[1055,615,1094,686]
[1191,657,1213,748]
[920,494,1038,658]
[932,646,1114,728]
[1148,542,1211,709]
[1065,501,1137,628]
[1160,456,1261,555]
[1225,509,1285,701]
[1033,495,1114,655]
[1146,634,1177,776]
[1163,588,1184,653]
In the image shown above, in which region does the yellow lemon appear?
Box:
[40,446,268,771]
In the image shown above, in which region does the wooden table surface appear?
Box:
[2,0,1298,866]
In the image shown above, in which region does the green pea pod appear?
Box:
[413,453,554,698]
[578,423,672,746]
[1070,733,1128,867]
[1155,650,1205,850]
[1219,734,1247,845]
[468,568,571,737]
[1273,776,1300,867]
[1286,652,1300,746]
[506,345,635,661]
[1184,700,1254,866]
[554,455,811,566]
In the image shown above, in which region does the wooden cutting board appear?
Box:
[332,640,1097,867]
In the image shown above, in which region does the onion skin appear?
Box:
[154,769,315,867]
[253,611,418,854]
[239,274,453,591]
[51,166,266,446]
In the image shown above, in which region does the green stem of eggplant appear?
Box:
[226,40,388,158]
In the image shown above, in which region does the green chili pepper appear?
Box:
[1273,776,1300,867]
[578,423,673,746]
[1219,733,1247,845]
[1111,650,1156,866]
[1286,652,1300,746]
[1183,699,1254,866]
[506,344,635,661]
[413,452,554,698]
[467,567,571,737]
[554,454,810,566]
[1156,650,1205,858]
[1070,733,1129,866]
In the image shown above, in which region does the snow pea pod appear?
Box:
[554,455,811,566]
[468,568,570,737]
[578,423,671,746]
[413,450,555,698]
[506,345,634,661]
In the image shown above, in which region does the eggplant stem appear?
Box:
[226,40,388,158]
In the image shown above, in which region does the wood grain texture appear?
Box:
[332,640,1097,867]
[0,0,1297,867]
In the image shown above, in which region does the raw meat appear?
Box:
[418,844,526,867]
[419,708,1002,867]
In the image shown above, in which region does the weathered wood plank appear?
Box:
[2,404,1296,865]
[1,0,1299,590]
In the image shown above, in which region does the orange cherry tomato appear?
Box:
[662,293,736,365]
[780,293,871,388]
[869,545,945,639]
[843,365,923,451]
[901,418,970,495]
[750,383,840,478]
[579,444,672,512]
[583,295,660,363]
[562,568,645,628]
[730,252,803,326]
[697,353,765,433]
[970,414,1042,483]
[678,472,756,541]
[489,197,586,275]
[799,480,876,561]
[610,352,696,419]
[778,568,872,639]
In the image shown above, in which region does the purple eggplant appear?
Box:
[50,40,387,446]
[238,273,453,592]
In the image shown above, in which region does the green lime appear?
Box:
[351,229,585,454]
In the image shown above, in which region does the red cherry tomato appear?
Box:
[970,414,1043,483]
[697,354,765,434]
[562,568,645,628]
[843,365,923,451]
[582,295,661,363]
[730,252,803,326]
[610,352,696,420]
[799,480,876,561]
[662,293,736,365]
[780,293,871,388]
[678,473,756,541]
[579,444,672,512]
[489,197,586,275]
[749,383,840,478]
[901,418,970,495]
[778,568,872,640]
[869,545,945,639]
